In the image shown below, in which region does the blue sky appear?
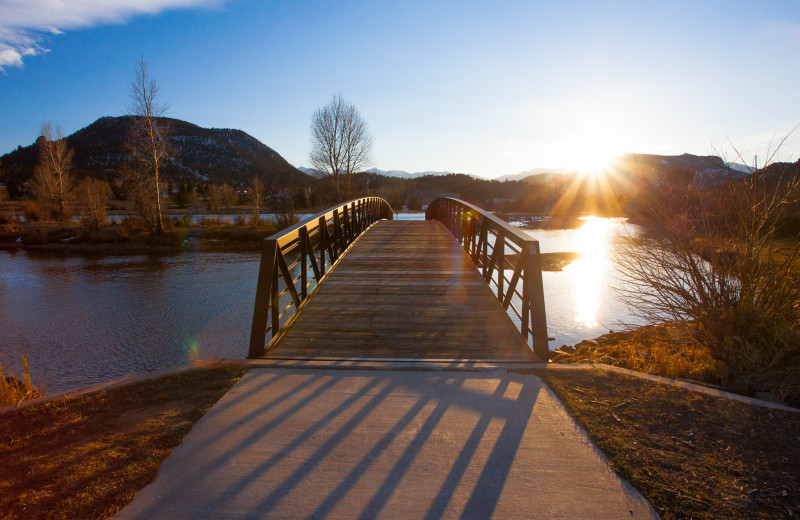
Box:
[1,0,798,178]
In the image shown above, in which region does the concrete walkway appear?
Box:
[116,366,658,519]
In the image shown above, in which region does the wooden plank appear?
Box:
[266,219,535,360]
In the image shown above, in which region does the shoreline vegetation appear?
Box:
[550,322,800,408]
[0,208,583,270]
[0,218,280,253]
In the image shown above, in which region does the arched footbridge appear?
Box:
[249,197,548,362]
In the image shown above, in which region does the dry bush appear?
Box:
[75,178,112,232]
[1,352,46,407]
[170,214,192,227]
[199,216,223,227]
[1,211,22,233]
[271,199,298,229]
[125,176,167,234]
[22,200,46,222]
[616,149,800,392]
[247,215,273,229]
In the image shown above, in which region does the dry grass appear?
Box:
[550,322,800,407]
[0,353,46,407]
[551,323,723,382]
[0,365,248,520]
[536,367,800,520]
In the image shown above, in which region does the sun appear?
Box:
[570,138,625,174]
[556,129,630,174]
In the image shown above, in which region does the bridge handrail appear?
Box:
[425,198,549,360]
[249,197,394,357]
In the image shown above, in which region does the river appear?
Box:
[0,214,641,393]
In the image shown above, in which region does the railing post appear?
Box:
[299,226,309,300]
[248,239,278,358]
[524,241,549,360]
[333,209,343,256]
[319,215,329,274]
[480,219,489,276]
[497,231,505,300]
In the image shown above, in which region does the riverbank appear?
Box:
[0,218,280,253]
[0,219,584,269]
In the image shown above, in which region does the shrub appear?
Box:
[75,178,111,232]
[170,214,192,227]
[22,200,46,222]
[616,156,800,392]
[247,215,271,228]
[1,352,46,407]
[2,215,21,235]
[199,216,223,227]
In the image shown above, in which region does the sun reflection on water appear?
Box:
[564,217,612,328]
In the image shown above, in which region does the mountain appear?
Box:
[504,153,745,185]
[366,168,462,179]
[0,116,309,188]
[606,153,746,184]
[298,166,481,180]
[297,166,320,177]
[496,167,570,182]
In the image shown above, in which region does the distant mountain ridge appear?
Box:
[299,167,472,180]
[366,168,464,179]
[504,153,751,185]
[496,167,570,182]
[0,116,309,187]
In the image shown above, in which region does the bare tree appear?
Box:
[127,58,169,233]
[31,122,74,220]
[309,93,373,202]
[206,184,220,211]
[219,183,237,210]
[250,175,266,218]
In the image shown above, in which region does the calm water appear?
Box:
[520,217,644,347]
[0,214,638,392]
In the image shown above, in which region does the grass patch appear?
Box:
[550,323,800,407]
[551,323,722,382]
[1,352,46,407]
[535,366,800,520]
[0,365,248,520]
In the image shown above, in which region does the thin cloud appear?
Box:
[0,0,225,71]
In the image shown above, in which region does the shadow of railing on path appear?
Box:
[120,367,543,519]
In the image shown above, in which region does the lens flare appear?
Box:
[184,337,201,361]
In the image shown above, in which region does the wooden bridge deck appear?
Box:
[266,219,535,360]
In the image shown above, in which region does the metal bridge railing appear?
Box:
[248,197,394,358]
[426,198,549,360]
